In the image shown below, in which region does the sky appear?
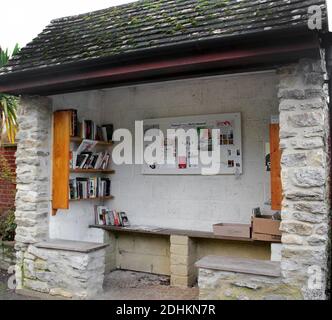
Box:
[0,0,332,52]
[0,0,137,51]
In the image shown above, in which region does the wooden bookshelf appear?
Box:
[70,196,114,202]
[70,136,113,146]
[52,110,114,215]
[53,111,71,214]
[70,169,115,174]
[270,124,282,210]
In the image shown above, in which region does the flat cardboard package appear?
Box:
[213,223,251,239]
[252,215,281,242]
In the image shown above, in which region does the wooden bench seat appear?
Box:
[90,224,254,242]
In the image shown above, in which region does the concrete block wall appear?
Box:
[115,233,170,275]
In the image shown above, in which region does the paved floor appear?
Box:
[0,269,198,300]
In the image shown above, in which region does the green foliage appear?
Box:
[0,210,16,241]
[0,44,20,67]
[0,94,18,144]
[0,44,20,144]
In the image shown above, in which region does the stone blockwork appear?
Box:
[14,96,53,293]
[14,96,52,245]
[170,235,197,287]
[278,58,331,300]
[197,268,299,300]
[19,244,105,299]
[195,255,292,300]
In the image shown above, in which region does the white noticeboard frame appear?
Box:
[142,113,242,175]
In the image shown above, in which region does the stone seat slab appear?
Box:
[35,239,108,253]
[195,255,281,277]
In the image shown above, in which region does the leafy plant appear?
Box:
[0,44,20,145]
[0,210,16,241]
[0,44,19,66]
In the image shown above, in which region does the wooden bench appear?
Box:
[90,225,273,288]
[90,224,254,242]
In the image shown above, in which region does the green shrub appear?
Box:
[0,210,16,241]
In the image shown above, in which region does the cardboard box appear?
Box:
[253,233,281,242]
[252,215,281,243]
[213,223,251,239]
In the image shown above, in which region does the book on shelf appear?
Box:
[62,109,78,137]
[101,124,114,142]
[69,177,111,200]
[119,212,130,227]
[70,140,111,170]
[94,206,130,227]
[79,119,113,142]
[113,210,121,226]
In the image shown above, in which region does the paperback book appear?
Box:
[94,206,130,227]
[69,177,111,200]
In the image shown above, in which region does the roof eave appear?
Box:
[0,26,323,95]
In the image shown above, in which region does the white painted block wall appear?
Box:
[50,71,279,242]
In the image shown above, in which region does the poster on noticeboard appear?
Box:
[142,113,242,175]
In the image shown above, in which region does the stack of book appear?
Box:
[70,151,111,170]
[80,120,113,142]
[69,177,111,200]
[94,206,130,227]
[65,108,114,142]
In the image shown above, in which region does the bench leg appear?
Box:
[170,235,197,288]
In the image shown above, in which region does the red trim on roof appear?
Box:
[0,37,319,95]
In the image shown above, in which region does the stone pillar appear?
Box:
[278,58,331,299]
[170,235,197,287]
[14,96,52,290]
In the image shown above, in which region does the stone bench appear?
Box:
[195,255,298,300]
[16,239,108,299]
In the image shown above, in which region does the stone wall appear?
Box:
[14,96,52,245]
[278,58,331,299]
[20,244,105,299]
[14,96,53,292]
[197,268,298,300]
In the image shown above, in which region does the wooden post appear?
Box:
[270,124,282,211]
[52,111,71,214]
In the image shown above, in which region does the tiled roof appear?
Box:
[0,0,327,75]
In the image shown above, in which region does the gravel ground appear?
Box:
[0,269,198,300]
[96,270,198,300]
